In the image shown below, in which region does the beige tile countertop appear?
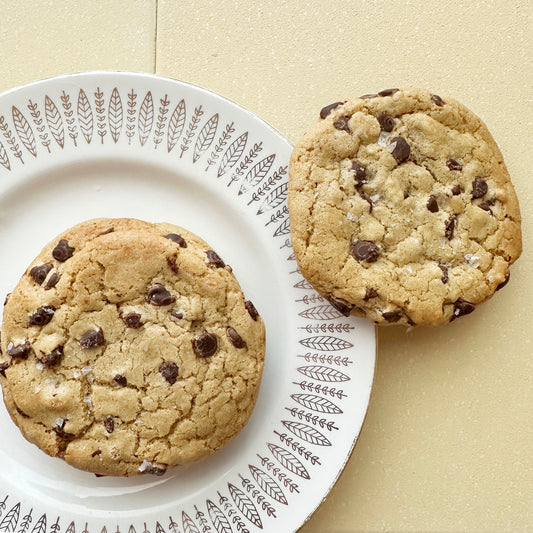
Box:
[1,0,532,531]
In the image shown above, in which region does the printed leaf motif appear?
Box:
[238,153,275,195]
[155,522,165,533]
[206,500,232,533]
[227,483,262,529]
[299,336,353,351]
[282,421,332,446]
[167,99,186,153]
[108,87,123,143]
[298,305,342,320]
[12,106,36,157]
[0,141,10,170]
[249,465,287,505]
[257,182,287,214]
[0,502,19,532]
[44,96,64,148]
[65,523,75,533]
[138,91,154,146]
[273,217,290,237]
[267,443,310,480]
[291,393,343,414]
[31,514,46,533]
[193,113,218,163]
[77,89,93,144]
[293,279,313,290]
[181,512,200,533]
[217,132,247,178]
[297,365,350,382]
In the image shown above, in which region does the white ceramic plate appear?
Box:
[0,72,375,533]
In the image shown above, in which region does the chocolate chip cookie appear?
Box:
[0,218,265,475]
[289,88,521,326]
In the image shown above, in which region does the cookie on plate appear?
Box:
[288,88,521,326]
[0,218,265,476]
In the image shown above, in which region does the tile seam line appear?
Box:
[154,0,158,73]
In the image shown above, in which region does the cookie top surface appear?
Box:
[288,88,522,326]
[0,218,265,476]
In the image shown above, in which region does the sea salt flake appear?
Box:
[465,254,480,267]
[73,370,81,378]
[83,395,93,410]
[405,265,413,274]
[377,131,390,147]
[81,365,92,376]
[138,460,152,473]
[34,386,41,393]
[347,212,359,223]
[370,194,380,203]
[55,417,64,428]
[36,362,44,370]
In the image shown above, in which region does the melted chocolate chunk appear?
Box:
[29,306,55,327]
[44,271,61,290]
[166,256,179,274]
[378,88,399,97]
[15,405,29,418]
[403,191,410,199]
[452,298,475,320]
[496,272,510,291]
[333,115,351,132]
[40,345,64,366]
[446,158,462,171]
[91,450,102,457]
[100,227,115,235]
[319,101,344,119]
[351,160,367,188]
[0,362,9,377]
[245,300,259,321]
[478,202,493,214]
[104,416,114,434]
[171,310,184,320]
[164,233,187,247]
[431,94,444,106]
[327,295,353,317]
[427,195,439,213]
[123,312,143,329]
[360,192,373,212]
[146,284,176,306]
[472,177,488,199]
[350,240,380,263]
[206,250,225,268]
[7,341,31,359]
[439,264,449,284]
[382,310,402,323]
[375,112,395,132]
[226,326,246,348]
[144,463,167,476]
[388,136,410,163]
[192,332,218,358]
[53,424,74,440]
[4,293,11,306]
[30,263,53,285]
[360,93,378,99]
[451,185,462,196]
[364,287,378,300]
[113,374,127,387]
[52,239,75,262]
[79,329,105,348]
[445,215,457,240]
[159,361,179,384]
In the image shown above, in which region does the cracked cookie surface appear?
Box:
[289,88,521,326]
[0,218,265,475]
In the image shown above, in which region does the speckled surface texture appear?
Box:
[1,0,532,530]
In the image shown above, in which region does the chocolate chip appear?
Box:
[7,341,31,359]
[146,284,176,306]
[91,449,102,457]
[0,362,9,377]
[104,416,114,434]
[52,239,74,262]
[159,361,179,384]
[451,185,462,195]
[452,298,475,320]
[403,191,410,199]
[40,345,64,366]
[327,295,353,317]
[226,326,246,348]
[30,263,53,285]
[123,312,143,329]
[351,160,367,188]
[478,202,493,214]
[79,329,105,348]
[333,115,351,132]
[375,112,395,132]
[29,306,55,327]
[206,250,225,268]
[431,94,444,106]
[4,293,11,306]
[364,287,378,300]
[427,195,439,213]
[446,158,462,171]
[472,177,488,199]
[170,310,183,320]
[53,423,74,440]
[245,300,259,321]
[388,137,410,163]
[100,227,115,235]
[144,463,167,476]
[44,272,61,290]
[496,272,510,291]
[378,88,399,97]
[166,256,179,274]
[192,332,218,358]
[360,193,373,212]
[113,374,127,387]
[164,233,187,247]
[445,215,457,240]
[382,310,402,322]
[359,93,378,99]
[319,101,344,119]
[439,264,449,284]
[15,405,29,418]
[350,240,380,263]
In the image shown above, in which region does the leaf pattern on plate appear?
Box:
[206,500,233,533]
[298,305,342,320]
[228,484,262,529]
[12,106,36,157]
[77,89,93,144]
[266,443,310,480]
[297,365,350,382]
[180,105,203,157]
[193,113,218,163]
[290,393,343,414]
[217,131,247,178]
[30,514,46,533]
[238,153,275,195]
[181,512,200,533]
[248,466,287,506]
[0,502,19,532]
[0,141,10,170]
[281,421,332,446]
[60,91,78,147]
[299,336,353,351]
[94,87,107,143]
[227,142,262,187]
[154,94,170,149]
[206,121,234,171]
[138,91,154,146]
[44,96,64,148]
[108,87,123,144]
[167,99,186,153]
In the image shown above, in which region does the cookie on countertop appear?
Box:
[0,218,265,476]
[288,87,521,326]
